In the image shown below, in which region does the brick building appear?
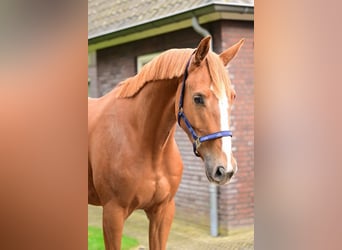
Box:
[88,0,254,234]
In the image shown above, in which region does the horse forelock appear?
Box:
[114,49,194,98]
[205,52,232,100]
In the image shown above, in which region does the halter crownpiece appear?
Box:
[177,53,233,157]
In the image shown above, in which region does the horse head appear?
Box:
[176,36,244,185]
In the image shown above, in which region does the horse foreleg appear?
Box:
[146,199,175,250]
[102,203,126,250]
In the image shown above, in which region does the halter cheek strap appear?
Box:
[177,53,233,157]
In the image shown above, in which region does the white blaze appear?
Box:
[218,94,234,173]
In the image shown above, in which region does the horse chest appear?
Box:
[135,175,175,209]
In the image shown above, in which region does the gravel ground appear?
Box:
[88,205,254,250]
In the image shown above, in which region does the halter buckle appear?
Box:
[194,138,201,149]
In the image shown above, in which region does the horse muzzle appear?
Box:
[205,162,236,185]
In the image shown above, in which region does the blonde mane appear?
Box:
[114,49,193,98]
[114,48,231,98]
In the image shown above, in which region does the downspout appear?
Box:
[191,16,219,237]
[191,16,213,52]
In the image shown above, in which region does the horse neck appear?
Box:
[131,78,179,153]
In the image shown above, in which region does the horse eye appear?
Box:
[193,95,205,105]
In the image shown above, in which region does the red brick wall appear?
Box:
[91,20,254,232]
[217,21,254,231]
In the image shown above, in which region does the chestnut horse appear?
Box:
[88,36,244,250]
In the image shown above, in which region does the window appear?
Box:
[136,52,161,72]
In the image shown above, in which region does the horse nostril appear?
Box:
[215,166,225,178]
[227,170,234,179]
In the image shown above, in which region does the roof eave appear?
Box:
[88,3,254,44]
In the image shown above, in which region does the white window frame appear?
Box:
[136,52,162,72]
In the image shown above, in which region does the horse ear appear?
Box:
[219,39,245,66]
[193,36,211,66]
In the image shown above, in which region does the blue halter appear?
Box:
[177,54,233,157]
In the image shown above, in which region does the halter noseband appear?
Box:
[177,53,233,157]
